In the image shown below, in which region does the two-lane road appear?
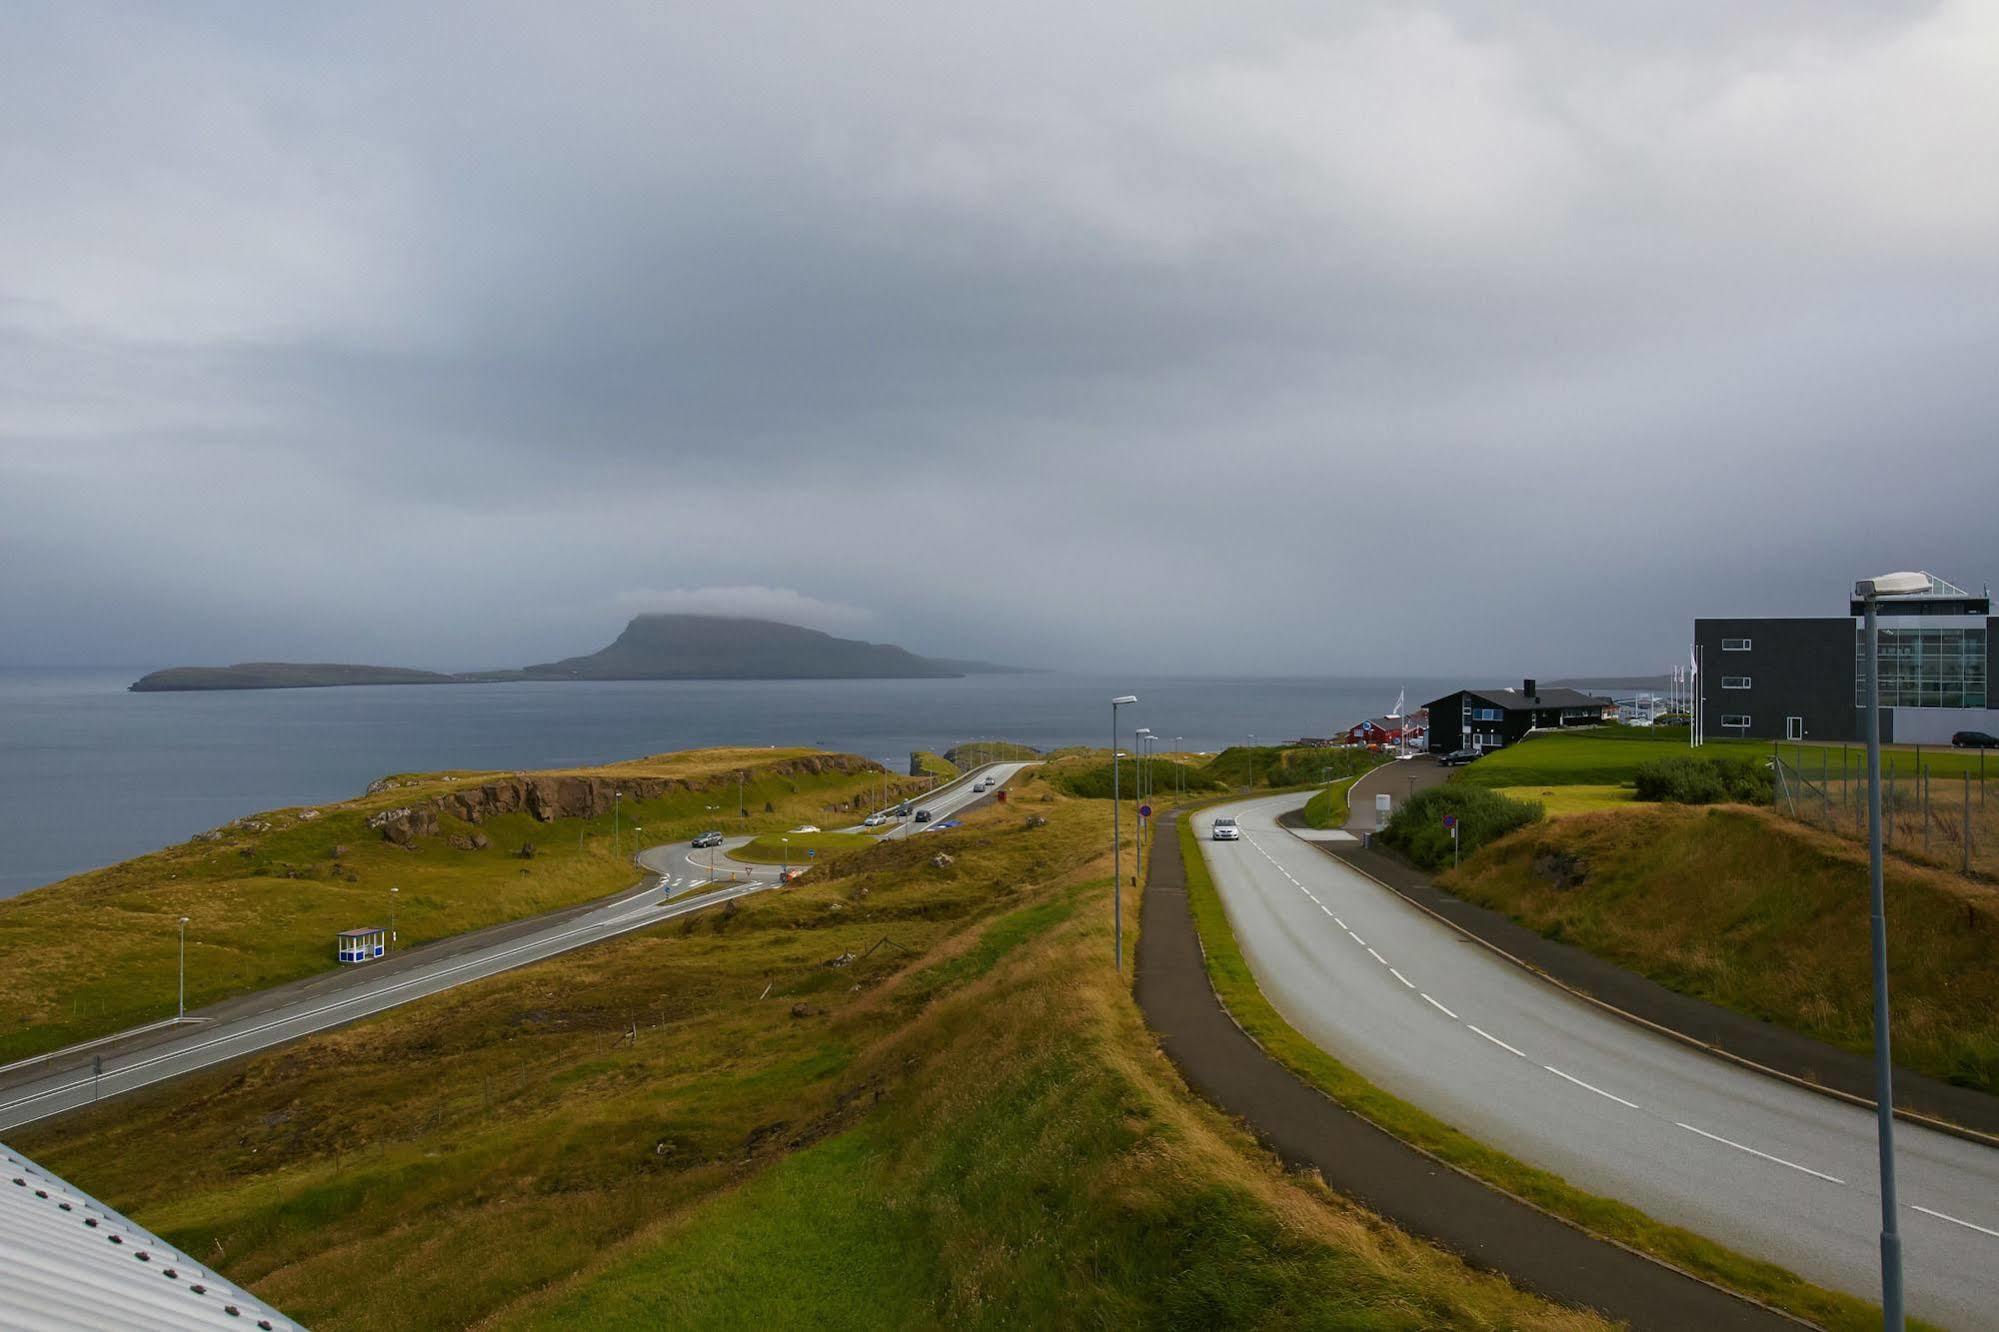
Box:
[1195,792,1999,1328]
[0,851,777,1134]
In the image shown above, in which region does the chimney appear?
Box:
[1523,678,1537,700]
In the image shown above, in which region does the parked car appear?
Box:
[862,813,886,827]
[691,831,725,848]
[1211,816,1241,841]
[1438,748,1482,767]
[1953,730,1999,749]
[914,809,933,823]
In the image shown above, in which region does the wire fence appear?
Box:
[1771,742,1994,878]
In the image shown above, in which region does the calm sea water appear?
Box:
[0,669,1458,897]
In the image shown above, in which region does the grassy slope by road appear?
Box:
[1495,785,1636,815]
[0,749,918,1064]
[1443,804,1999,1096]
[1178,817,1888,1331]
[17,790,1599,1332]
[731,831,880,864]
[1300,777,1357,829]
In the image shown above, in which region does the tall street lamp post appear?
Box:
[1111,695,1138,971]
[177,915,190,1022]
[390,886,399,947]
[1858,569,1930,1330]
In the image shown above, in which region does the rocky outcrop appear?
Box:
[367,806,440,846]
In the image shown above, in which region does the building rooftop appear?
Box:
[336,927,382,939]
[1,1142,298,1330]
[1427,686,1610,711]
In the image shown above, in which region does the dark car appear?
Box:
[913,809,933,823]
[1953,731,1999,749]
[1438,748,1482,767]
[691,831,725,848]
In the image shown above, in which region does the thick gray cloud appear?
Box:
[4,1,1996,676]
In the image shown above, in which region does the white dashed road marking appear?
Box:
[1421,993,1459,1020]
[1466,1025,1528,1058]
[1912,1205,1999,1239]
[1543,1065,1640,1110]
[1676,1123,1846,1185]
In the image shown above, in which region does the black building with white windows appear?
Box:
[1424,680,1613,754]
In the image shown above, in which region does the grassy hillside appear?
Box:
[942,740,1041,766]
[1443,805,1999,1095]
[0,749,921,1063]
[911,750,959,779]
[1040,746,1385,802]
[732,831,880,864]
[18,788,1599,1332]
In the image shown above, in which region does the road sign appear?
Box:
[1442,814,1457,829]
[1138,804,1152,819]
[808,849,817,858]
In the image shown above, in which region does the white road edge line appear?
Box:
[1543,1065,1640,1110]
[1388,967,1414,989]
[1911,1205,1999,1239]
[1466,1024,1528,1058]
[1675,1122,1845,1185]
[1420,993,1459,1020]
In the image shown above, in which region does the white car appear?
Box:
[862,813,886,828]
[1211,816,1241,841]
[789,824,820,834]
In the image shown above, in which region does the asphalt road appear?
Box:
[1194,791,1999,1329]
[862,761,1035,839]
[0,853,783,1134]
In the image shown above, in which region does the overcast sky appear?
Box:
[4,2,1996,677]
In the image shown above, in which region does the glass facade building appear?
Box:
[1855,625,1989,709]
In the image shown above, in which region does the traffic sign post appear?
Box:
[1443,813,1459,868]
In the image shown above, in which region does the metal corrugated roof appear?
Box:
[1,1141,301,1331]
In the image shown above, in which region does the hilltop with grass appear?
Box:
[14,762,1599,1332]
[0,748,936,1063]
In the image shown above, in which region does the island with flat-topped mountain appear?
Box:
[129,614,1028,692]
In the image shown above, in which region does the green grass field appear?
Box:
[1494,784,1635,815]
[1461,726,1998,790]
[15,783,1601,1332]
[0,749,928,1063]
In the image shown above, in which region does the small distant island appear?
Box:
[130,614,1028,692]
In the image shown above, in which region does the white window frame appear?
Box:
[1721,675,1752,690]
[1721,713,1752,729]
[1722,638,1752,651]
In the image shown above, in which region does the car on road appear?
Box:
[1438,748,1481,766]
[777,867,806,883]
[1953,730,1999,748]
[914,809,933,823]
[691,831,725,848]
[862,813,886,827]
[789,824,821,833]
[1211,816,1241,841]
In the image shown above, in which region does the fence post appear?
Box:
[1965,773,1973,876]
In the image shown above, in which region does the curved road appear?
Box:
[1194,790,1999,1328]
[0,763,1035,1137]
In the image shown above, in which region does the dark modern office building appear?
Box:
[1425,680,1613,754]
[1693,572,1996,744]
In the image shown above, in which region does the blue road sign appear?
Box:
[1442,814,1457,830]
[1139,804,1152,819]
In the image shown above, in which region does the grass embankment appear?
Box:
[731,831,880,864]
[1496,786,1634,816]
[0,749,919,1063]
[942,740,1041,766]
[1300,777,1356,829]
[1177,817,1887,1331]
[1460,726,1995,790]
[19,788,1600,1331]
[1444,805,1999,1095]
[911,750,959,779]
[1379,786,1544,870]
[1042,745,1386,802]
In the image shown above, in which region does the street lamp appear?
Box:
[1857,569,1929,1330]
[781,836,790,876]
[1246,734,1256,790]
[1135,729,1153,803]
[613,789,623,859]
[1111,694,1139,971]
[390,886,399,946]
[177,916,190,1021]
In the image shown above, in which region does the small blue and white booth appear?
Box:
[337,926,388,964]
